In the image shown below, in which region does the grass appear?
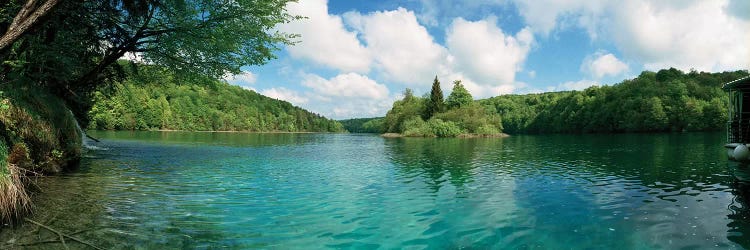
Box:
[0,140,31,223]
[0,85,82,223]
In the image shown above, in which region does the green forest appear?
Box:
[88,65,343,132]
[345,69,749,135]
[339,118,384,133]
[482,68,748,133]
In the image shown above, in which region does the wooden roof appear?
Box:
[723,76,750,90]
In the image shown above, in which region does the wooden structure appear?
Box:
[723,76,750,161]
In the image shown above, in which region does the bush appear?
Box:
[433,103,502,133]
[427,119,463,137]
[476,124,501,135]
[402,117,433,137]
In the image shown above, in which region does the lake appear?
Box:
[1,131,749,249]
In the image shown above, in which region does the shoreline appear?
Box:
[381,133,510,138]
[90,129,344,134]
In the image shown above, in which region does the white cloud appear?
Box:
[581,52,629,79]
[440,72,515,99]
[609,0,749,71]
[446,17,534,86]
[302,73,389,99]
[261,87,309,105]
[326,96,399,118]
[278,0,371,72]
[298,73,393,119]
[344,8,449,85]
[224,71,258,89]
[512,0,604,36]
[556,80,599,91]
[513,0,750,72]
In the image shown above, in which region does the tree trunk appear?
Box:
[0,0,61,53]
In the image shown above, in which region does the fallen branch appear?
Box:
[24,218,104,250]
[85,134,101,142]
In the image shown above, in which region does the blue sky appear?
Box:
[225,0,750,119]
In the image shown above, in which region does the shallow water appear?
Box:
[2,131,749,249]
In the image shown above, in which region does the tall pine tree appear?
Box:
[424,76,445,119]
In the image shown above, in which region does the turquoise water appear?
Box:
[2,132,750,249]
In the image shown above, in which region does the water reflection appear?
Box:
[384,138,504,189]
[1,132,749,249]
[88,130,322,148]
[728,163,750,248]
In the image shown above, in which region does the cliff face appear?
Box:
[0,85,82,224]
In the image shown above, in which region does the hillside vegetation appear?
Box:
[339,118,384,133]
[481,69,748,133]
[88,65,344,132]
[358,69,748,135]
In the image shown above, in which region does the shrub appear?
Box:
[476,124,501,135]
[428,119,463,137]
[434,103,502,133]
[402,117,434,137]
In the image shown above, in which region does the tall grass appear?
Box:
[0,85,82,223]
[0,146,31,222]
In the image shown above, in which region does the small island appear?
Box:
[377,77,506,138]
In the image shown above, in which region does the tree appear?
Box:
[446,80,472,109]
[1,0,300,125]
[0,0,61,53]
[424,76,444,119]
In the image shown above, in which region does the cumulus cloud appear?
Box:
[344,8,449,85]
[581,52,629,79]
[557,80,599,91]
[302,73,389,100]
[512,0,604,36]
[609,0,749,71]
[224,71,258,90]
[278,0,371,72]
[325,96,399,118]
[446,17,534,86]
[261,87,309,105]
[513,0,750,72]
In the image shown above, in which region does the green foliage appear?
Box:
[433,103,502,134]
[1,0,298,126]
[481,69,749,133]
[361,118,385,134]
[475,124,501,135]
[384,84,501,137]
[423,76,445,119]
[88,65,344,132]
[339,117,384,133]
[383,89,425,133]
[397,117,463,137]
[0,84,82,174]
[446,80,473,109]
[0,140,7,178]
[402,117,433,137]
[427,119,463,137]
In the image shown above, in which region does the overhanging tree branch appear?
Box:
[0,0,61,53]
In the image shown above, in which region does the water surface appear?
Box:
[1,131,749,249]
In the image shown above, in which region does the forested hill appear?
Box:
[480,68,749,134]
[88,66,344,132]
[339,118,384,133]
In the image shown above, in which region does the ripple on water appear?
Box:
[0,132,748,249]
